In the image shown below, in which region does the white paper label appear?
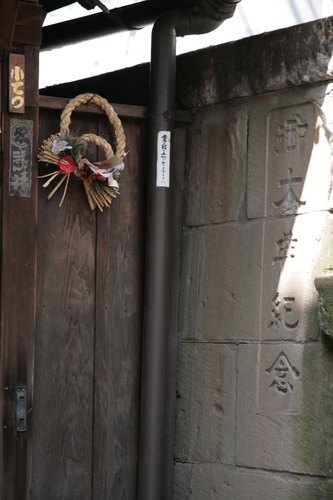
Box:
[156,131,170,187]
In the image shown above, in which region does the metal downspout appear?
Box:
[138,1,241,499]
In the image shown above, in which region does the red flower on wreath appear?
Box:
[95,172,106,182]
[58,155,76,174]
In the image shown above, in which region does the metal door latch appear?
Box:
[16,386,27,432]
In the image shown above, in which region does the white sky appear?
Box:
[39,0,333,89]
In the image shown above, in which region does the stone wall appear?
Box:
[174,17,333,500]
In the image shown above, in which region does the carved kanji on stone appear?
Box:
[268,292,299,332]
[275,114,308,154]
[266,351,300,394]
[273,167,306,215]
[273,230,297,264]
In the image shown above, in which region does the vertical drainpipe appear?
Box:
[138,2,241,499]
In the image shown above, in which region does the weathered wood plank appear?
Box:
[25,46,39,108]
[0,0,19,50]
[39,95,149,120]
[0,91,38,499]
[92,118,147,499]
[13,2,42,46]
[31,110,97,500]
[38,95,192,122]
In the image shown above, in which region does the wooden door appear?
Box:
[30,97,148,500]
[0,93,187,499]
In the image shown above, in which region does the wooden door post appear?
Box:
[0,2,42,498]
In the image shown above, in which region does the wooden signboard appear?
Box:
[9,53,25,114]
[9,118,33,197]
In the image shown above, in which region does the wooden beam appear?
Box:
[38,95,192,122]
[0,44,40,500]
[13,2,42,46]
[0,0,19,50]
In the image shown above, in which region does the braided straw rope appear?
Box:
[37,93,126,212]
[81,133,114,159]
[38,93,126,211]
[60,93,126,158]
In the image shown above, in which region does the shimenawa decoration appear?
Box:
[38,93,127,211]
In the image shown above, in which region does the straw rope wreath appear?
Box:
[38,93,127,211]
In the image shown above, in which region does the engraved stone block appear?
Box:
[258,346,302,414]
[179,221,263,341]
[236,342,333,477]
[174,463,332,500]
[267,102,314,217]
[184,103,247,226]
[175,343,236,464]
[248,85,333,219]
[261,212,333,341]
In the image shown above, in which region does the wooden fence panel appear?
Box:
[31,105,149,500]
[93,119,147,499]
[31,110,97,500]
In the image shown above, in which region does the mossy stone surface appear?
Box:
[314,273,333,338]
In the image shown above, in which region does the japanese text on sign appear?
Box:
[9,119,33,198]
[9,54,25,114]
[156,131,170,187]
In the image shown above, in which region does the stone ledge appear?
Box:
[176,17,333,108]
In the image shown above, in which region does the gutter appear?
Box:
[41,0,198,51]
[138,1,241,499]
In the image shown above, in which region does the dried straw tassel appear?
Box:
[47,173,69,201]
[40,170,62,188]
[59,173,71,207]
[83,182,96,211]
